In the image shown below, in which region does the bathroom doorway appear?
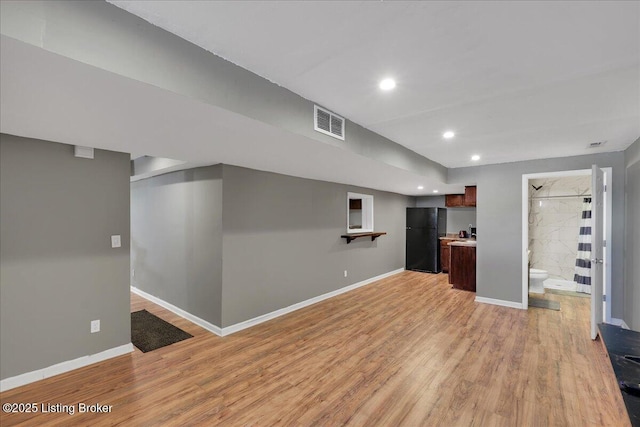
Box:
[521,168,613,325]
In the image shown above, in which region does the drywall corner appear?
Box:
[624,137,640,331]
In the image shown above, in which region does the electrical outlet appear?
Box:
[344,270,348,278]
[111,235,121,248]
[91,320,100,333]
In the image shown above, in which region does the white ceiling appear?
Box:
[109,1,640,168]
[1,1,638,197]
[1,35,465,196]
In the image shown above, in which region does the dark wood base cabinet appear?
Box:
[440,240,452,273]
[448,245,476,292]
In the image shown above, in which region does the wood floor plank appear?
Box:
[0,271,630,426]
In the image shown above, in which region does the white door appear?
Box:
[590,165,604,340]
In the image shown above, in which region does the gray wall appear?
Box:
[447,209,477,236]
[415,196,477,234]
[415,195,446,209]
[449,151,626,316]
[0,0,447,183]
[221,165,411,327]
[131,166,223,326]
[625,138,640,331]
[129,164,410,329]
[0,134,130,380]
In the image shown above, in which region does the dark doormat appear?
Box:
[529,298,560,311]
[131,309,193,353]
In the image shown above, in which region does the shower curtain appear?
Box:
[574,197,592,294]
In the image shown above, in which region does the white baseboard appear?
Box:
[221,268,405,336]
[130,287,223,336]
[475,296,524,310]
[0,343,133,393]
[609,318,630,329]
[132,268,404,337]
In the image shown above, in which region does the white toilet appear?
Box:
[529,268,548,294]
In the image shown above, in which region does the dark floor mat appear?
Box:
[131,309,193,353]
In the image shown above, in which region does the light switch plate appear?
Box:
[111,235,121,248]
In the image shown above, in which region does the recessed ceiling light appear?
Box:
[433,190,439,193]
[379,78,396,91]
[417,186,424,190]
[471,154,480,161]
[443,131,455,139]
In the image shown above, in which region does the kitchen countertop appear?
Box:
[598,323,640,426]
[440,236,476,242]
[448,240,477,247]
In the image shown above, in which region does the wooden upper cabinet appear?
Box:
[464,186,476,207]
[445,194,465,207]
[445,186,476,207]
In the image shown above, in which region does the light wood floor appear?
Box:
[0,272,629,426]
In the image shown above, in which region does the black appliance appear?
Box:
[406,208,447,273]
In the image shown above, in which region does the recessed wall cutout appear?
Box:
[347,192,373,233]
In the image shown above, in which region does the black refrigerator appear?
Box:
[406,208,447,273]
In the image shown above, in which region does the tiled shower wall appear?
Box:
[528,176,591,281]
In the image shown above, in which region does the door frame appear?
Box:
[521,168,613,322]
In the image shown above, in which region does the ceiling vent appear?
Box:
[588,140,607,148]
[314,105,345,140]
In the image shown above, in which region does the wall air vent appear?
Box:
[314,105,345,141]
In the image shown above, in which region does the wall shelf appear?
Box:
[341,232,387,244]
